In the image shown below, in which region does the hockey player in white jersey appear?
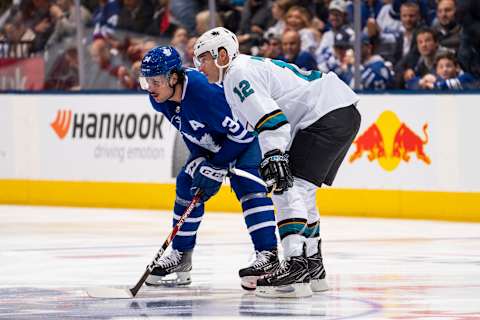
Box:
[194,27,361,298]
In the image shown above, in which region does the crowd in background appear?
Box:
[0,0,479,91]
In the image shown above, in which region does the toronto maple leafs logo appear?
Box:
[182,132,221,153]
[162,47,172,56]
[143,55,151,63]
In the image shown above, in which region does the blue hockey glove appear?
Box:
[191,161,228,202]
[260,149,294,194]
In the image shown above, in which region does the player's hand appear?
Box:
[260,149,294,194]
[191,161,227,202]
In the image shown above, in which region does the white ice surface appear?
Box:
[1,205,480,319]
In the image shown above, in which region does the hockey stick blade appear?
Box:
[86,286,134,299]
[87,192,202,299]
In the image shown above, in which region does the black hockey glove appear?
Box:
[260,149,294,194]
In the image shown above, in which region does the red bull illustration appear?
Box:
[349,123,385,162]
[349,110,431,171]
[393,123,431,165]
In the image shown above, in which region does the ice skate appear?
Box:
[238,248,280,290]
[145,249,192,286]
[255,253,312,298]
[308,239,328,292]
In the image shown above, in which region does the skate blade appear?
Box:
[146,272,191,287]
[311,278,329,292]
[86,286,134,299]
[240,276,258,291]
[255,283,313,298]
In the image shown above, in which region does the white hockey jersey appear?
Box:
[223,54,359,155]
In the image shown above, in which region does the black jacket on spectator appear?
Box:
[433,22,461,54]
[238,0,273,35]
[117,0,152,34]
[391,26,425,88]
[456,0,480,77]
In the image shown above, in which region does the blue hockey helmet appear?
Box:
[139,46,182,90]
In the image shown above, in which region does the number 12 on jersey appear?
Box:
[233,80,255,102]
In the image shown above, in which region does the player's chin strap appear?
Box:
[214,57,232,84]
[165,72,179,100]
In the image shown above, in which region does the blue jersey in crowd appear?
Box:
[406,72,477,90]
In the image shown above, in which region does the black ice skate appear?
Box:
[145,249,192,286]
[308,239,328,292]
[255,252,312,298]
[238,248,280,290]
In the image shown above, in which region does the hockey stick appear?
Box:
[86,192,203,299]
[229,168,267,187]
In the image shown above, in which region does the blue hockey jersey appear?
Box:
[334,55,393,90]
[149,69,255,167]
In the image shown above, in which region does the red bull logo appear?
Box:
[349,110,430,171]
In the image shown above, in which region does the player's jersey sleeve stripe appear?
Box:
[255,110,288,134]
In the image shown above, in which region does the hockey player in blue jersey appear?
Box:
[139,46,279,290]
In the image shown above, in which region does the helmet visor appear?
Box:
[138,75,168,91]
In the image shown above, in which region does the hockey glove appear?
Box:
[260,149,294,194]
[191,160,228,202]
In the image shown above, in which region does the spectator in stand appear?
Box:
[348,0,384,29]
[284,5,318,54]
[216,0,242,33]
[264,0,294,39]
[81,0,98,14]
[406,50,477,89]
[169,0,204,35]
[117,0,153,33]
[388,0,435,25]
[92,0,119,41]
[170,26,189,61]
[46,0,92,47]
[311,0,330,25]
[183,36,198,67]
[195,10,223,36]
[0,1,12,16]
[403,27,446,87]
[315,0,354,68]
[91,0,120,53]
[1,12,36,57]
[1,0,18,29]
[119,40,156,89]
[90,0,122,75]
[322,31,394,90]
[456,0,480,78]
[19,0,64,52]
[278,29,317,70]
[259,34,282,59]
[373,1,422,64]
[352,34,394,90]
[45,47,80,90]
[432,0,461,54]
[237,0,273,53]
[375,0,402,38]
[319,28,353,79]
[146,0,177,37]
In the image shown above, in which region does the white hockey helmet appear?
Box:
[193,27,239,70]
